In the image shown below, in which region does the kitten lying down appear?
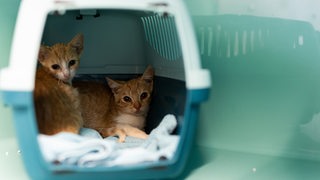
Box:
[74,66,154,142]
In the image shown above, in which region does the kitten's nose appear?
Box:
[63,72,70,80]
[133,103,141,112]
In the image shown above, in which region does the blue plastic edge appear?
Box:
[1,91,52,178]
[1,88,210,180]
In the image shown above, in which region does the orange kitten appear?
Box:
[74,66,154,142]
[34,34,84,135]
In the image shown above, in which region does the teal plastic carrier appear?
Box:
[0,0,211,179]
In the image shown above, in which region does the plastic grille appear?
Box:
[141,15,182,60]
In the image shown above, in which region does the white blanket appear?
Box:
[38,114,179,167]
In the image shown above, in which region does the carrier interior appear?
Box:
[34,8,188,171]
[40,9,186,134]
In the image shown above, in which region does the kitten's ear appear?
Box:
[141,65,154,83]
[69,33,84,55]
[38,45,50,64]
[106,77,122,93]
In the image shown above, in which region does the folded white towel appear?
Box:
[38,114,179,167]
[38,133,115,165]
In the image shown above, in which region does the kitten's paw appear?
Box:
[140,133,149,139]
[117,135,126,143]
[131,131,148,139]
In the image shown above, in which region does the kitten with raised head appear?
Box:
[34,34,84,135]
[74,66,154,142]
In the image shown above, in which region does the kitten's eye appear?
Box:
[69,60,76,67]
[140,92,148,100]
[123,96,132,103]
[51,64,60,70]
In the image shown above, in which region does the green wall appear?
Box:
[0,0,20,139]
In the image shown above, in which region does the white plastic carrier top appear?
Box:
[0,0,211,92]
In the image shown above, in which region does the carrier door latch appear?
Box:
[76,10,100,20]
[149,2,170,17]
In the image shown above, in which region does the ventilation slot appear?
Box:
[142,15,182,60]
